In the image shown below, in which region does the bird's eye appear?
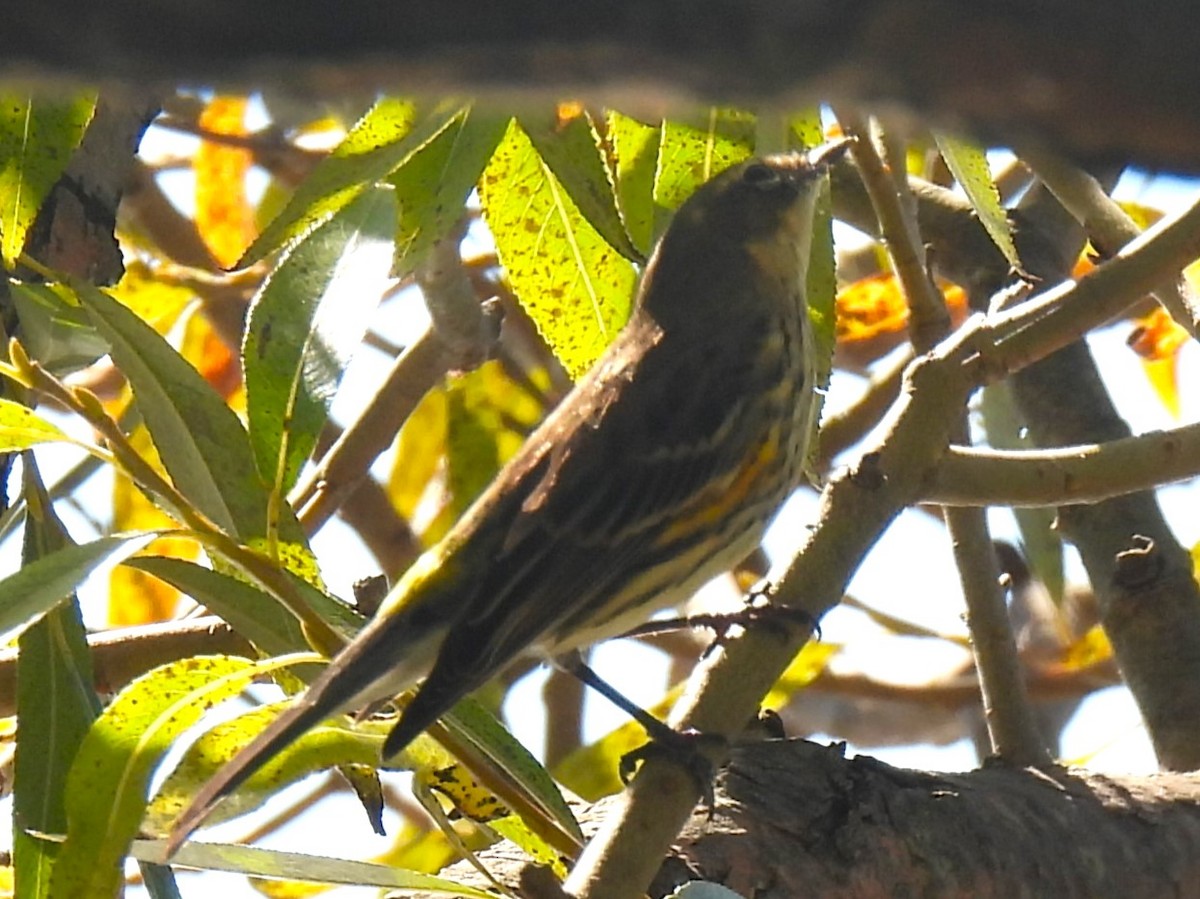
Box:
[742,162,781,189]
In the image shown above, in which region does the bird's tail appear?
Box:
[165,677,347,855]
[166,582,449,856]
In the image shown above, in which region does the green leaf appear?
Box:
[788,109,825,151]
[239,99,469,267]
[0,532,158,639]
[933,133,1023,272]
[70,279,302,545]
[127,556,364,652]
[8,281,108,375]
[145,702,376,837]
[521,108,642,263]
[389,108,509,279]
[129,839,496,896]
[0,92,96,268]
[653,108,756,211]
[480,120,638,379]
[0,397,70,451]
[50,655,308,898]
[443,379,504,524]
[125,557,310,655]
[443,696,583,844]
[13,456,100,899]
[282,566,368,641]
[605,111,662,257]
[243,187,397,494]
[490,814,566,878]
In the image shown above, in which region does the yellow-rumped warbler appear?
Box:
[169,142,844,850]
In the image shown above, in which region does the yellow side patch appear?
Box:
[659,431,780,544]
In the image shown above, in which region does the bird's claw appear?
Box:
[619,727,728,815]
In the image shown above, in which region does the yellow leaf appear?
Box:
[195,96,256,269]
[389,385,448,538]
[388,361,548,545]
[1116,199,1163,233]
[1059,624,1113,671]
[764,641,840,709]
[108,260,195,332]
[552,687,682,801]
[1141,357,1181,418]
[421,762,510,824]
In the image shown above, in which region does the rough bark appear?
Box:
[7,2,1200,171]
[417,739,1200,899]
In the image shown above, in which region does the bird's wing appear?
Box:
[384,310,782,755]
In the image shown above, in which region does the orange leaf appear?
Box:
[195,96,256,269]
[834,273,966,368]
[1071,253,1096,280]
[555,100,585,128]
[181,309,244,407]
[1074,201,1163,276]
[1127,306,1188,361]
[836,273,911,344]
[1128,306,1187,417]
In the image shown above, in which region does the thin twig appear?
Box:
[837,111,1046,764]
[835,110,951,347]
[292,326,451,531]
[1018,143,1200,337]
[986,195,1200,379]
[945,505,1049,764]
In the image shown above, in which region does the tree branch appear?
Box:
[929,426,1200,507]
[1017,144,1200,336]
[0,616,251,717]
[11,3,1200,170]
[985,195,1200,379]
[566,152,1200,893]
[421,740,1200,898]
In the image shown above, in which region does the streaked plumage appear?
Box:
[168,146,839,852]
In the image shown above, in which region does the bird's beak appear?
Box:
[807,137,854,169]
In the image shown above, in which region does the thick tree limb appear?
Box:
[10,2,1200,171]
[416,739,1200,899]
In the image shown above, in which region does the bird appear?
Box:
[167,140,846,853]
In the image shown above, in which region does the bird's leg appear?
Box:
[554,586,821,806]
[554,650,681,745]
[553,651,724,804]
